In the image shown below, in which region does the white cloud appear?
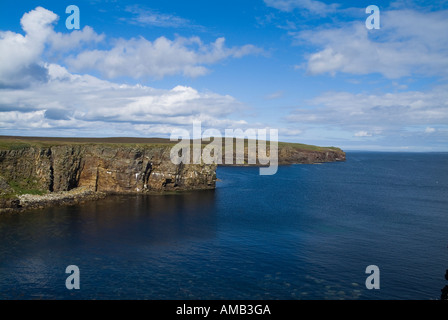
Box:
[124,5,193,28]
[295,8,448,78]
[264,0,339,15]
[287,85,448,137]
[0,7,266,137]
[48,26,104,52]
[279,127,303,137]
[264,90,284,100]
[0,7,103,88]
[0,63,250,137]
[354,131,372,137]
[0,6,260,85]
[0,7,55,87]
[425,127,436,133]
[66,36,262,79]
[20,6,57,40]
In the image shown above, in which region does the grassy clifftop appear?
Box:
[278,141,343,152]
[0,136,174,150]
[0,135,344,152]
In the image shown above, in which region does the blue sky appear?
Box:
[0,0,447,151]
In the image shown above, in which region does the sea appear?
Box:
[0,152,447,300]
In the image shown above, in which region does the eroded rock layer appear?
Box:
[0,144,216,195]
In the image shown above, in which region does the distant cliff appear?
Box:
[277,143,345,164]
[0,137,345,212]
[219,141,345,166]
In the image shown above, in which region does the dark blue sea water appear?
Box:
[0,152,447,300]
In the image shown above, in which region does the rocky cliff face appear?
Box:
[0,144,216,195]
[0,138,345,212]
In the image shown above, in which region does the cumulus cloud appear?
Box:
[294,8,448,78]
[20,6,57,40]
[0,6,260,85]
[66,36,262,79]
[48,26,104,53]
[0,63,249,137]
[0,7,103,88]
[0,7,54,87]
[0,6,264,137]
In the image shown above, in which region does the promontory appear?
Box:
[0,136,345,212]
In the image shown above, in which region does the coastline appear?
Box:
[0,136,345,213]
[0,161,340,214]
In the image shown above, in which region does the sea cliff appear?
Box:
[0,142,215,212]
[0,137,345,212]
